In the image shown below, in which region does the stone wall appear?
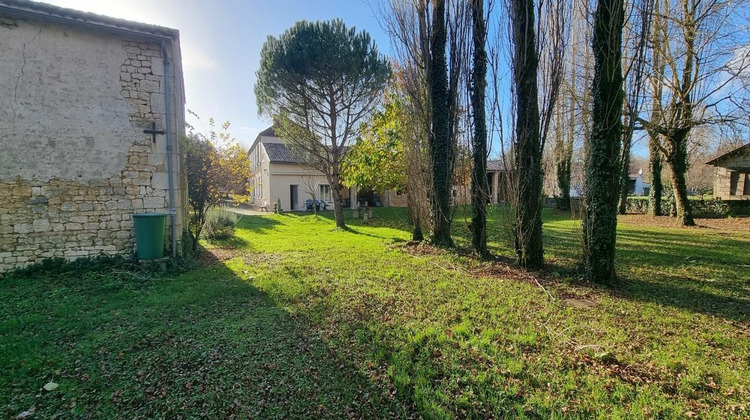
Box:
[0,16,186,272]
[713,152,750,200]
[383,190,408,207]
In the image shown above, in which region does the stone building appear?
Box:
[706,143,750,200]
[0,0,187,272]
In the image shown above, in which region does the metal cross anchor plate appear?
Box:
[144,122,165,143]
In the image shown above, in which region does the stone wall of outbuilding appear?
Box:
[713,152,750,200]
[0,15,186,272]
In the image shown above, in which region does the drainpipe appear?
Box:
[161,40,177,259]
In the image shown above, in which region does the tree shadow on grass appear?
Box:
[544,225,750,324]
[0,252,413,419]
[234,214,283,235]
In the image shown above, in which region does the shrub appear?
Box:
[625,196,750,217]
[203,209,239,240]
[625,196,649,214]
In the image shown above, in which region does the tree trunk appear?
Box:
[648,133,663,216]
[555,95,574,211]
[617,120,631,215]
[330,176,346,229]
[647,0,664,217]
[428,0,454,248]
[412,215,424,241]
[470,0,489,258]
[407,183,424,241]
[511,0,544,269]
[557,73,576,211]
[582,0,624,285]
[665,132,695,226]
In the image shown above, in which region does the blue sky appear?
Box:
[41,0,391,149]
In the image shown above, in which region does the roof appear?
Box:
[706,143,750,166]
[263,142,298,164]
[257,126,277,137]
[248,126,278,153]
[0,0,180,41]
[487,159,507,172]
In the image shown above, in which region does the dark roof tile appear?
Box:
[263,142,297,164]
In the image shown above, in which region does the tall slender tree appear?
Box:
[429,0,455,248]
[647,0,665,216]
[510,0,543,268]
[379,2,433,241]
[617,0,654,214]
[582,0,625,284]
[470,0,490,257]
[554,53,576,212]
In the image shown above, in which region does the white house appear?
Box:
[249,127,361,211]
[628,169,649,196]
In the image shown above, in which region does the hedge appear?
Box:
[625,197,750,217]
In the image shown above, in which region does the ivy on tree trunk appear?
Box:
[665,130,695,226]
[583,0,624,284]
[648,133,663,216]
[428,0,454,248]
[470,0,489,258]
[511,0,544,269]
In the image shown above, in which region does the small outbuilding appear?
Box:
[0,0,188,272]
[706,143,750,200]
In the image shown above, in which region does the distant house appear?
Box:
[628,170,649,196]
[249,127,513,211]
[452,159,512,205]
[487,160,512,203]
[249,127,370,211]
[706,143,750,200]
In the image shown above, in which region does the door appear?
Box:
[290,185,298,210]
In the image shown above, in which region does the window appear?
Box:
[319,184,332,202]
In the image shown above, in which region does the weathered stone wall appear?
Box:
[0,16,186,272]
[713,152,750,200]
[383,190,408,207]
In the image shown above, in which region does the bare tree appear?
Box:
[378,0,470,246]
[378,1,433,241]
[638,0,750,226]
[470,0,491,257]
[617,0,655,214]
[300,171,320,216]
[508,0,569,268]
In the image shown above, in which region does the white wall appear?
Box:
[268,164,329,211]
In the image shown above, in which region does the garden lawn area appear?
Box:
[2,208,749,418]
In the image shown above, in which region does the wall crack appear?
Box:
[11,25,42,131]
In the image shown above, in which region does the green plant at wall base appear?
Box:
[202,209,239,240]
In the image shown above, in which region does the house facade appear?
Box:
[707,143,750,200]
[249,127,348,212]
[0,1,187,272]
[249,128,512,211]
[628,170,649,196]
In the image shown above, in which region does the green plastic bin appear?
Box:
[133,213,167,260]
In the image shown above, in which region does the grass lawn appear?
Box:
[2,207,749,418]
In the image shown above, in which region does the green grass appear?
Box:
[2,207,749,418]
